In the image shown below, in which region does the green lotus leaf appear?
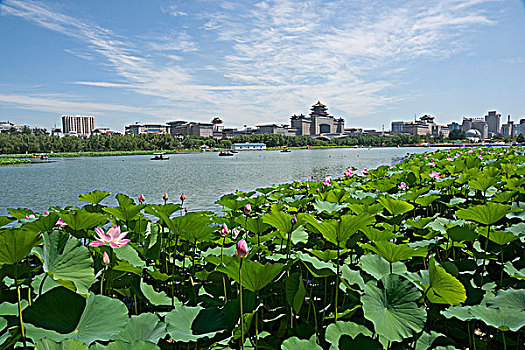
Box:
[23,213,60,232]
[115,193,135,208]
[426,257,466,305]
[340,265,365,291]
[236,216,270,235]
[290,225,309,244]
[468,176,497,193]
[0,228,41,264]
[358,254,407,280]
[309,249,338,261]
[114,313,166,344]
[217,260,284,292]
[140,279,179,306]
[324,321,374,349]
[415,195,440,207]
[361,275,426,342]
[105,341,160,350]
[447,226,478,242]
[114,244,146,268]
[485,288,525,310]
[504,261,525,280]
[25,288,129,345]
[34,338,88,350]
[7,207,34,220]
[296,251,336,277]
[313,200,345,214]
[304,213,374,247]
[362,241,426,263]
[455,203,511,226]
[78,190,112,205]
[167,212,214,242]
[165,305,216,342]
[404,216,434,230]
[469,305,525,332]
[414,331,445,350]
[262,204,294,235]
[59,209,107,232]
[281,335,322,350]
[477,226,519,245]
[444,197,466,207]
[285,272,306,313]
[103,206,144,225]
[0,216,14,227]
[378,197,414,216]
[32,231,95,295]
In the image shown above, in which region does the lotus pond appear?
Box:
[0,146,523,349]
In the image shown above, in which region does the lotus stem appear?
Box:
[335,242,340,322]
[14,263,26,348]
[502,331,507,350]
[481,225,491,285]
[239,258,244,350]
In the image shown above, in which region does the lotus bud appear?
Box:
[138,193,145,203]
[244,204,252,215]
[232,228,240,239]
[180,193,185,202]
[220,223,229,237]
[184,206,188,212]
[163,192,168,201]
[102,252,110,265]
[44,210,49,215]
[291,215,297,225]
[236,239,249,258]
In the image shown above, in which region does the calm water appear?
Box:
[0,147,435,214]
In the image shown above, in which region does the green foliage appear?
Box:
[0,146,523,349]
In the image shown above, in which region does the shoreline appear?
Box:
[0,141,517,159]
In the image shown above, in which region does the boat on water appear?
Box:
[219,151,235,157]
[281,147,291,153]
[151,152,169,160]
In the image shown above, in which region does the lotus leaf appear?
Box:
[165,305,216,342]
[361,275,426,342]
[378,197,414,216]
[0,228,41,264]
[324,321,374,349]
[426,257,466,305]
[78,190,112,205]
[281,335,322,350]
[455,203,511,225]
[114,313,166,344]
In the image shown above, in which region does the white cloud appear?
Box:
[0,0,500,128]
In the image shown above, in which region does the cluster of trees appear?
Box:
[2,126,522,155]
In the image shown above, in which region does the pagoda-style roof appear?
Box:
[312,101,326,107]
[420,115,434,121]
[211,117,223,124]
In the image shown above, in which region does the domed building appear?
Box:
[465,128,482,141]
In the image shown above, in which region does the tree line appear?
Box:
[0,127,490,155]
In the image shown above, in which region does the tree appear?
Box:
[448,129,465,140]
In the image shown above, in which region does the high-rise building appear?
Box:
[484,111,501,137]
[62,115,95,136]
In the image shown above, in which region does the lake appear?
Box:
[0,147,436,214]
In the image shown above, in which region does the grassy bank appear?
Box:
[0,146,523,349]
[0,158,31,165]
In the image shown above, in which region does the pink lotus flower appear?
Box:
[138,193,145,203]
[363,166,369,173]
[426,162,436,167]
[236,239,249,258]
[220,223,229,237]
[89,225,130,248]
[25,214,35,220]
[232,228,240,239]
[398,182,408,190]
[102,252,110,265]
[55,218,67,227]
[323,176,331,186]
[244,204,252,215]
[343,168,353,177]
[429,171,441,180]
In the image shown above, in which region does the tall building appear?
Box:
[62,115,95,136]
[391,121,404,133]
[290,101,344,136]
[484,111,501,137]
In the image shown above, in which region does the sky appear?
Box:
[0,0,524,132]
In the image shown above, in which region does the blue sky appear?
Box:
[1,0,524,132]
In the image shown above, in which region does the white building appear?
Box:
[231,143,266,151]
[62,115,95,136]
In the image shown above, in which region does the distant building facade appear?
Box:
[485,111,501,137]
[62,115,95,136]
[0,121,22,132]
[392,115,449,137]
[462,118,488,139]
[168,121,214,138]
[125,122,169,135]
[290,102,345,137]
[255,124,290,136]
[231,142,266,150]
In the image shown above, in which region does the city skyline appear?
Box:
[1,0,524,131]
